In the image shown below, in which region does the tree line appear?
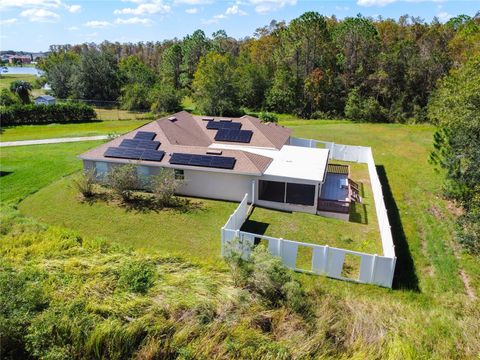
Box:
[39,12,479,121]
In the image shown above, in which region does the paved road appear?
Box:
[0,135,110,147]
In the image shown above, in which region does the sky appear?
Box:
[0,0,478,52]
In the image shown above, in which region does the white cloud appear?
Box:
[357,0,446,6]
[174,0,213,4]
[247,0,297,14]
[437,11,452,22]
[335,5,350,11]
[67,25,79,30]
[115,17,152,25]
[66,4,81,13]
[84,20,112,28]
[114,0,171,15]
[202,13,227,24]
[185,7,198,14]
[226,5,247,15]
[20,8,60,22]
[0,18,18,25]
[0,0,61,9]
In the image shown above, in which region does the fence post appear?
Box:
[323,245,329,274]
[370,254,378,283]
[278,238,284,259]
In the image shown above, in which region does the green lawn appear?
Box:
[0,74,37,89]
[0,141,103,204]
[242,162,381,255]
[19,177,237,261]
[0,119,150,142]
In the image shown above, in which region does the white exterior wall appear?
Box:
[178,169,253,202]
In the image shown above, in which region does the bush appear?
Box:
[72,169,96,199]
[0,88,21,106]
[150,168,183,207]
[120,83,151,111]
[106,164,140,201]
[226,245,311,316]
[259,112,278,123]
[118,260,157,294]
[344,88,386,122]
[0,102,97,127]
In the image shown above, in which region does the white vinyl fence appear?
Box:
[221,138,397,288]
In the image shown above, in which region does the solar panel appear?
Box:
[169,153,236,170]
[214,129,253,143]
[134,131,157,140]
[206,121,242,130]
[119,139,161,150]
[104,147,165,162]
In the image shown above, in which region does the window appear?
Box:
[286,183,316,206]
[174,169,184,180]
[258,180,286,203]
[95,161,108,179]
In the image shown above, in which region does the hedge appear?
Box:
[0,103,97,126]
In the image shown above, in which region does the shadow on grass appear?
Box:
[0,171,13,177]
[80,190,204,214]
[349,201,368,224]
[241,209,270,245]
[376,165,420,291]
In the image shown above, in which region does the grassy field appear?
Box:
[0,119,150,142]
[0,74,45,97]
[2,119,480,358]
[0,141,103,204]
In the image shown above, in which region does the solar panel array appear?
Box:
[105,147,165,162]
[169,153,236,170]
[206,121,242,130]
[134,131,157,140]
[104,131,164,161]
[119,139,161,150]
[215,129,253,143]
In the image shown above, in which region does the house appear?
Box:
[79,111,359,218]
[34,95,56,105]
[8,55,32,64]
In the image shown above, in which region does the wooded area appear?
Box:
[39,12,479,122]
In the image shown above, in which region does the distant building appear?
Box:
[8,55,32,64]
[34,95,56,105]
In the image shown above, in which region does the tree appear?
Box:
[9,81,32,104]
[429,58,480,253]
[119,55,156,110]
[181,30,211,89]
[344,87,386,122]
[192,52,239,116]
[71,49,120,101]
[41,51,78,99]
[159,44,183,90]
[150,168,184,207]
[266,67,297,114]
[150,82,182,113]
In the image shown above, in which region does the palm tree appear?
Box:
[10,80,32,104]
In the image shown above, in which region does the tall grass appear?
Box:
[1,207,479,359]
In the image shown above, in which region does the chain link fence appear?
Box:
[56,99,154,121]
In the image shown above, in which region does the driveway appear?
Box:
[0,135,110,147]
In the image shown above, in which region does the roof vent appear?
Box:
[219,118,232,122]
[168,116,177,122]
[206,149,223,155]
[202,117,214,121]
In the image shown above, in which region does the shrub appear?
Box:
[226,245,311,316]
[344,88,386,122]
[72,169,96,199]
[0,88,21,106]
[118,260,157,294]
[259,112,278,123]
[150,168,183,207]
[0,102,97,127]
[106,164,140,201]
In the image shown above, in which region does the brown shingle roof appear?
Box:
[79,111,291,175]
